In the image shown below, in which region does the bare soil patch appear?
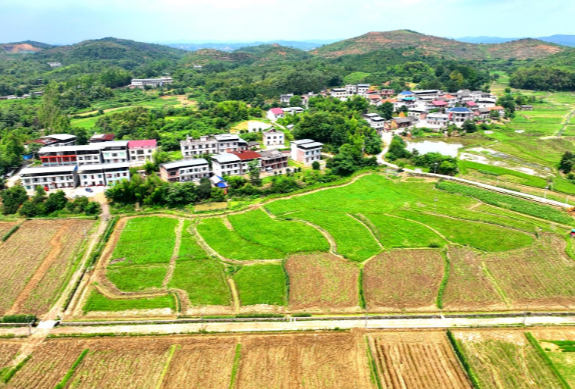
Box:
[285,253,360,312]
[0,339,23,369]
[369,331,473,389]
[364,249,444,311]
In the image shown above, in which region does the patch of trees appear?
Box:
[386,136,458,175]
[510,66,575,91]
[0,184,99,216]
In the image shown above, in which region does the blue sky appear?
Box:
[0,0,573,44]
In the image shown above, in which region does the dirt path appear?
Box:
[228,279,240,314]
[6,224,69,315]
[555,106,575,137]
[163,219,184,287]
[349,214,383,250]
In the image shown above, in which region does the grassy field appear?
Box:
[83,290,176,312]
[459,160,549,188]
[229,209,329,255]
[106,264,167,292]
[197,217,284,260]
[286,209,380,261]
[233,264,286,306]
[363,213,445,249]
[454,331,564,389]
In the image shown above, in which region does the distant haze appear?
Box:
[456,35,575,47]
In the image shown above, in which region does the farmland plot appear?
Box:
[233,264,287,306]
[368,331,472,389]
[286,253,360,311]
[0,340,23,369]
[484,234,575,309]
[363,249,444,311]
[5,339,86,389]
[531,328,575,387]
[442,246,506,311]
[453,330,563,389]
[65,339,172,389]
[0,221,17,239]
[235,333,373,389]
[0,219,91,316]
[364,213,444,249]
[162,337,237,389]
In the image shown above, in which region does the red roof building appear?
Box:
[466,101,477,107]
[229,150,262,161]
[128,139,157,149]
[128,139,157,164]
[432,100,448,107]
[270,108,284,115]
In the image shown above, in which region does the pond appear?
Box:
[405,140,464,158]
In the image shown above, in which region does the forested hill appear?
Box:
[182,44,311,66]
[311,30,565,60]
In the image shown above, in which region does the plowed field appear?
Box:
[484,234,575,309]
[0,219,93,316]
[235,332,373,389]
[0,221,17,239]
[363,249,444,311]
[285,253,360,311]
[442,246,505,311]
[369,331,472,389]
[0,339,22,369]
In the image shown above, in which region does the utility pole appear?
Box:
[434,162,438,175]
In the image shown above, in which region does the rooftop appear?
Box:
[20,165,77,175]
[161,158,209,170]
[89,133,115,142]
[269,108,284,115]
[77,162,131,171]
[41,134,76,141]
[213,134,240,142]
[211,153,241,164]
[128,139,157,148]
[229,150,262,161]
[298,142,323,149]
[447,107,473,113]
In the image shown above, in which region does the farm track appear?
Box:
[163,218,184,287]
[6,224,69,315]
[348,213,384,250]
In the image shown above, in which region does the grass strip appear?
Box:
[437,181,573,225]
[54,349,89,389]
[525,332,572,389]
[1,224,19,242]
[436,252,450,309]
[359,268,366,310]
[229,343,242,389]
[365,336,383,389]
[89,216,119,267]
[156,344,180,389]
[446,330,482,389]
[0,355,31,384]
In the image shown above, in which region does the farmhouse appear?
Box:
[31,134,77,148]
[89,133,115,143]
[520,105,534,111]
[181,134,244,158]
[211,151,262,177]
[100,141,129,164]
[392,117,416,129]
[363,113,386,130]
[283,107,304,115]
[413,90,441,98]
[259,149,289,173]
[280,94,294,104]
[130,77,173,88]
[291,139,323,165]
[77,163,130,187]
[267,108,285,122]
[330,88,348,100]
[447,107,474,126]
[159,158,210,183]
[128,139,157,164]
[39,144,102,166]
[380,89,395,97]
[424,113,449,129]
[19,165,78,192]
[262,129,285,147]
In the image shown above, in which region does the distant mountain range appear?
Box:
[162,40,339,52]
[312,30,565,60]
[457,35,575,47]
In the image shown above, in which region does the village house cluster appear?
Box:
[19,134,157,193]
[272,84,515,132]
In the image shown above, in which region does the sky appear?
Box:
[0,0,574,45]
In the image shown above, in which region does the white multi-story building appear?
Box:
[77,163,130,187]
[180,134,244,158]
[330,88,348,100]
[130,77,173,88]
[447,107,474,126]
[211,150,262,177]
[19,166,78,192]
[159,159,210,183]
[262,129,285,147]
[100,141,129,164]
[363,113,385,130]
[424,113,450,129]
[280,94,294,104]
[128,140,157,165]
[290,139,323,166]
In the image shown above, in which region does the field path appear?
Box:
[163,218,184,287]
[6,224,69,315]
[228,279,240,313]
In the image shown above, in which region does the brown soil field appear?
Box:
[442,246,506,311]
[17,220,94,316]
[453,330,563,389]
[5,338,86,389]
[363,249,444,311]
[484,234,575,310]
[0,220,61,316]
[0,221,17,238]
[369,331,472,389]
[285,253,360,312]
[0,339,23,369]
[162,337,237,389]
[531,328,575,341]
[235,332,373,389]
[65,338,171,389]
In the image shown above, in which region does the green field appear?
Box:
[83,290,176,312]
[459,160,548,188]
[233,264,287,306]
